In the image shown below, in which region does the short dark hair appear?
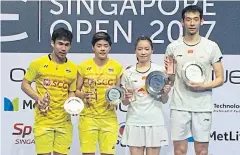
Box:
[51,28,73,43]
[135,35,153,49]
[91,31,112,46]
[182,5,203,20]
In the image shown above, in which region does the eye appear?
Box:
[194,17,199,21]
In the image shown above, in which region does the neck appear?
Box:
[51,52,65,64]
[93,57,109,67]
[183,33,201,45]
[136,61,151,72]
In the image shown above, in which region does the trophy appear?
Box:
[64,97,84,115]
[123,71,137,102]
[105,86,123,105]
[84,78,97,106]
[145,71,168,98]
[182,61,206,83]
[166,56,176,75]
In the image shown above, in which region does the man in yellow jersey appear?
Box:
[21,28,77,155]
[75,32,124,155]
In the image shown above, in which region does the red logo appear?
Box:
[43,79,68,89]
[12,123,34,145]
[188,50,193,54]
[43,79,51,86]
[118,122,125,138]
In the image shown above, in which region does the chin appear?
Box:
[99,56,107,60]
[59,56,66,59]
[139,59,149,63]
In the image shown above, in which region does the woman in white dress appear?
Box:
[121,36,171,155]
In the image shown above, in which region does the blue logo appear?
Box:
[188,137,194,142]
[4,97,19,111]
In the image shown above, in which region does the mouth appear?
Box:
[99,53,107,56]
[59,52,66,56]
[189,28,196,31]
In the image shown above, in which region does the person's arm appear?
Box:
[68,70,77,98]
[160,93,169,104]
[21,60,47,108]
[120,69,133,105]
[188,43,224,90]
[75,72,86,100]
[21,79,40,101]
[204,61,224,89]
[164,44,175,86]
[21,60,40,101]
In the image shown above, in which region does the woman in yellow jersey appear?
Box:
[21,28,77,155]
[121,36,171,155]
[75,32,124,155]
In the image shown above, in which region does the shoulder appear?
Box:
[78,58,93,67]
[66,60,78,71]
[109,59,123,68]
[29,55,49,66]
[167,37,184,50]
[151,63,165,72]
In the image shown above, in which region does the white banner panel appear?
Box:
[1,53,240,155]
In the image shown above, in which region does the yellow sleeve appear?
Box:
[77,63,84,76]
[24,60,39,82]
[69,65,78,92]
[116,64,124,79]
[69,77,77,92]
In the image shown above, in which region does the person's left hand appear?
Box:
[187,82,206,90]
[162,83,171,95]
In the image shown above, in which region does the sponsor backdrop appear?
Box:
[1,54,240,155]
[1,0,240,155]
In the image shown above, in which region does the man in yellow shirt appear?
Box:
[75,32,124,155]
[21,28,77,155]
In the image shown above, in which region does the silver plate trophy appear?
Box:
[64,97,84,115]
[145,71,168,98]
[105,86,123,105]
[182,61,206,83]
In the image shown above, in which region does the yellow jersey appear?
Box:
[78,58,124,118]
[24,54,77,125]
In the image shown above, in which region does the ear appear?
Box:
[200,18,204,25]
[181,19,184,27]
[51,40,54,48]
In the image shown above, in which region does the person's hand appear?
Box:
[35,95,49,115]
[164,56,170,70]
[123,88,135,102]
[186,82,206,90]
[162,83,171,95]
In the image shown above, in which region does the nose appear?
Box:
[62,45,67,51]
[190,19,195,25]
[100,46,106,51]
[141,49,147,55]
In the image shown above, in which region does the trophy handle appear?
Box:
[166,56,176,75]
